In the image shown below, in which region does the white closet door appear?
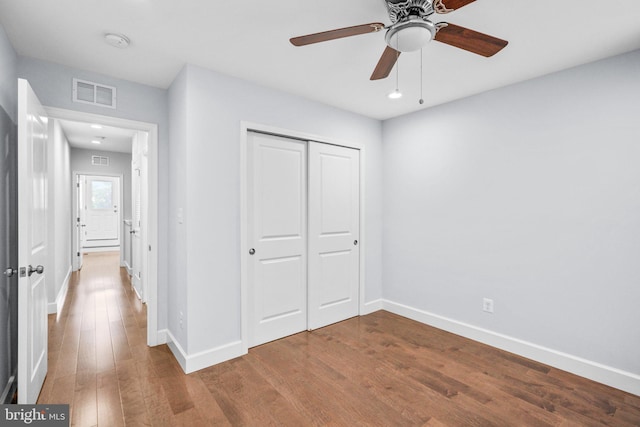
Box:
[308,143,360,330]
[247,132,307,347]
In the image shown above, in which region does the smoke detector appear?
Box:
[104,33,130,48]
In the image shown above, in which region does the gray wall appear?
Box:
[0,23,17,401]
[0,25,16,121]
[70,147,132,221]
[47,120,72,313]
[382,50,640,376]
[18,57,170,331]
[168,64,383,355]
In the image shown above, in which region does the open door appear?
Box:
[17,79,48,404]
[74,173,84,270]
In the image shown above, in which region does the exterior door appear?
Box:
[308,143,360,330]
[247,132,307,347]
[82,175,120,248]
[17,78,48,404]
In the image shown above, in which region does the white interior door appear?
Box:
[74,174,84,270]
[308,143,360,330]
[17,78,48,404]
[247,132,307,347]
[131,165,142,299]
[83,175,120,248]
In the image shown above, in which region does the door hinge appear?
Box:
[77,183,80,188]
[77,252,80,257]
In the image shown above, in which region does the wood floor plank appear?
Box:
[37,252,640,426]
[97,370,125,427]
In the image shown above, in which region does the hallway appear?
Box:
[37,252,214,425]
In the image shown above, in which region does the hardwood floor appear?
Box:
[38,252,640,426]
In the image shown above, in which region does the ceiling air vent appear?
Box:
[91,155,110,166]
[73,78,117,109]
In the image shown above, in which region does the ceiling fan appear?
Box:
[290,0,508,81]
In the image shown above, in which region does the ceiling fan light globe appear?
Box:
[385,20,435,52]
[388,89,403,99]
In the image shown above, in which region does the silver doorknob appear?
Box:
[27,265,44,277]
[354,240,358,246]
[3,268,16,277]
[249,248,256,255]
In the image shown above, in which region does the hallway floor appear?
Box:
[37,252,640,426]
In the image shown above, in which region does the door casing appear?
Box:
[46,107,161,347]
[75,173,124,252]
[240,122,367,354]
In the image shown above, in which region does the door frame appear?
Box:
[45,107,161,347]
[240,121,367,354]
[73,173,124,261]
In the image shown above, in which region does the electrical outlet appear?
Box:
[179,311,184,329]
[483,298,494,314]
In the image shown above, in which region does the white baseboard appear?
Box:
[82,246,120,253]
[124,260,132,276]
[48,267,71,314]
[362,298,384,315]
[382,299,640,397]
[166,330,245,374]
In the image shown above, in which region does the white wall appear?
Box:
[46,121,72,313]
[167,64,383,364]
[382,50,640,392]
[17,57,170,331]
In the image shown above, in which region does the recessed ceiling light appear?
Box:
[91,140,102,144]
[104,33,130,49]
[90,124,103,129]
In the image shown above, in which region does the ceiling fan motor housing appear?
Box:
[385,0,435,23]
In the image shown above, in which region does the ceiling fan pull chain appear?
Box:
[419,47,424,105]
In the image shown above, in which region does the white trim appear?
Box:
[45,106,160,347]
[47,266,71,314]
[382,299,640,397]
[362,299,383,315]
[156,329,168,345]
[81,246,120,253]
[239,121,367,354]
[166,330,245,374]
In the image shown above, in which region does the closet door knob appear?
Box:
[249,248,256,255]
[353,240,358,246]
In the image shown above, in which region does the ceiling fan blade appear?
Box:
[434,23,508,57]
[290,23,385,47]
[433,0,477,14]
[370,46,400,80]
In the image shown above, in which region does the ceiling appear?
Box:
[1,0,640,120]
[58,119,135,153]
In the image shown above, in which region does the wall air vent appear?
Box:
[91,155,110,166]
[73,78,117,109]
